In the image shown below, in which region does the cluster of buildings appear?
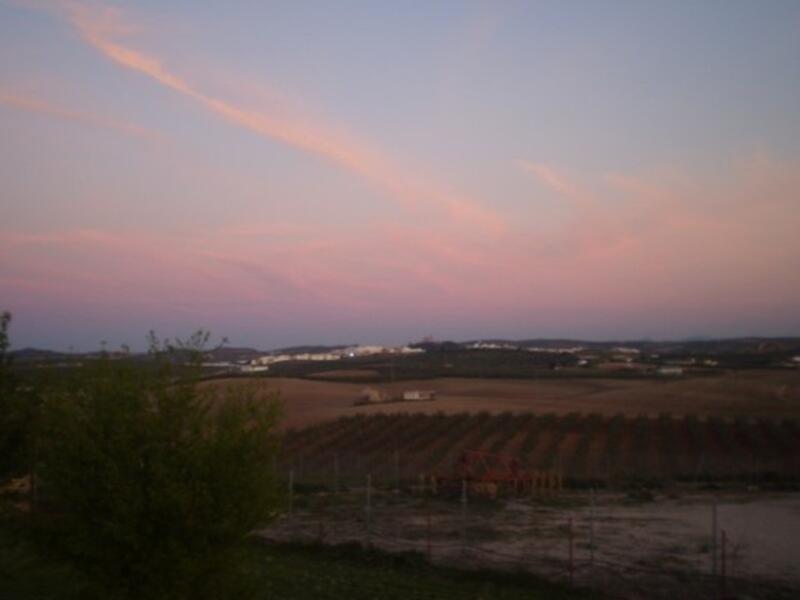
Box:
[467,341,587,354]
[202,340,800,376]
[203,344,426,373]
[356,387,437,405]
[525,345,586,354]
[782,356,800,368]
[250,344,425,367]
[466,342,521,350]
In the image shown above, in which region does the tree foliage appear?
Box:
[0,312,35,482]
[4,324,283,599]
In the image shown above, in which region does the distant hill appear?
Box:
[11,337,800,366]
[478,337,800,356]
[203,346,264,363]
[9,347,71,362]
[269,344,350,355]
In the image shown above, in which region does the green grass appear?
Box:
[0,519,597,599]
[254,541,597,599]
[0,515,98,599]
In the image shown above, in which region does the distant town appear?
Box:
[191,338,800,378]
[10,337,800,385]
[202,344,426,373]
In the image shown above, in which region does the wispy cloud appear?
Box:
[39,0,504,234]
[0,88,162,140]
[4,147,800,334]
[517,159,635,258]
[516,160,590,206]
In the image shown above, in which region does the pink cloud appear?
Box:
[5,146,800,335]
[517,160,585,200]
[514,155,800,312]
[0,88,162,140]
[41,0,505,235]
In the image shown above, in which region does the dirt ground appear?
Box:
[204,370,800,429]
[261,489,800,599]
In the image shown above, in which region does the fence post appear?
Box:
[394,449,400,491]
[568,516,574,585]
[461,479,468,555]
[288,468,294,516]
[329,491,336,544]
[365,473,372,547]
[711,501,718,576]
[334,453,340,492]
[426,510,432,561]
[589,488,596,565]
[721,529,727,599]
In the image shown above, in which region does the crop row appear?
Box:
[281,412,800,488]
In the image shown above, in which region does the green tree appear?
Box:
[0,311,14,479]
[2,312,92,599]
[0,311,9,362]
[30,331,283,599]
[0,312,33,482]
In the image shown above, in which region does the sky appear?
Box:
[1,0,799,351]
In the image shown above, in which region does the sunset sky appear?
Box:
[2,1,799,351]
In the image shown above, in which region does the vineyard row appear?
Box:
[281,412,800,488]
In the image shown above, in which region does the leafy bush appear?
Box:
[12,330,283,600]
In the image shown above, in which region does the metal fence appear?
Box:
[260,470,800,600]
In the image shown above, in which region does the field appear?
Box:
[222,369,800,596]
[262,491,800,599]
[205,369,800,430]
[280,412,800,487]
[255,542,592,599]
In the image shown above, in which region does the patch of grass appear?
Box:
[530,495,587,509]
[254,541,599,599]
[0,515,98,600]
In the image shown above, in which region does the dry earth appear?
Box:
[261,490,800,599]
[203,370,800,429]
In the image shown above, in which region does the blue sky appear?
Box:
[1,0,799,350]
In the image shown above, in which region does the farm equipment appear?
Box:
[430,449,562,498]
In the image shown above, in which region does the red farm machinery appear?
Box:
[430,449,562,498]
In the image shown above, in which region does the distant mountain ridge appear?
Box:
[478,337,800,355]
[269,344,351,355]
[10,336,800,362]
[8,347,71,361]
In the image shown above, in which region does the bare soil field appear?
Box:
[203,370,800,429]
[231,371,800,597]
[261,490,800,599]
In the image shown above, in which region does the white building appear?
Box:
[469,342,519,350]
[293,353,341,361]
[402,390,436,401]
[240,364,269,373]
[342,345,387,357]
[526,346,584,354]
[398,346,425,354]
[657,366,683,376]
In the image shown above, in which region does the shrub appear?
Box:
[27,332,283,599]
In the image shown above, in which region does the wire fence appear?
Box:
[260,471,800,600]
